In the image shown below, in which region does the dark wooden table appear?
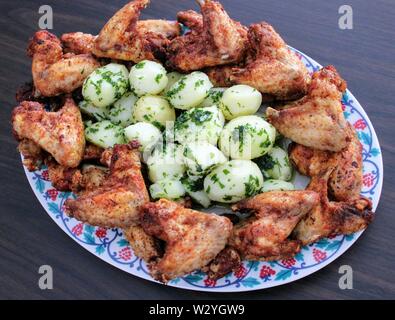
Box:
[0,0,394,300]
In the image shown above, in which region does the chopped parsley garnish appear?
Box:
[155,73,163,84]
[135,62,146,69]
[244,175,261,197]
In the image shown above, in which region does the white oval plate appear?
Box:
[22,48,383,292]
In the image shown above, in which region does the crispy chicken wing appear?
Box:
[230,191,319,261]
[205,246,241,280]
[167,0,248,72]
[17,139,45,171]
[61,32,97,55]
[123,225,163,262]
[289,123,363,202]
[93,0,180,62]
[228,22,310,100]
[12,98,85,168]
[65,143,149,228]
[292,171,374,245]
[27,30,100,97]
[140,199,233,282]
[266,65,350,151]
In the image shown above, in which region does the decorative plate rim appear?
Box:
[21,47,383,292]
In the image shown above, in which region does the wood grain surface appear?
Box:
[0,0,394,299]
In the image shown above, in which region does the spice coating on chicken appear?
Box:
[64,143,149,228]
[230,191,319,261]
[267,65,350,151]
[12,98,85,168]
[140,199,233,282]
[28,30,100,97]
[93,0,180,62]
[167,0,248,71]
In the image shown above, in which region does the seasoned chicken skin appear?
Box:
[93,0,180,62]
[123,225,163,263]
[17,139,45,171]
[292,171,374,245]
[27,30,100,97]
[12,98,85,168]
[140,199,233,282]
[230,191,319,261]
[289,123,363,202]
[61,32,97,54]
[267,65,350,151]
[167,0,248,71]
[231,22,310,100]
[65,143,149,228]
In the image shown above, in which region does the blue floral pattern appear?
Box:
[22,48,383,292]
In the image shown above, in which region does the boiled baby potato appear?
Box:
[167,71,213,110]
[108,92,138,127]
[183,141,227,176]
[181,175,211,208]
[124,122,162,152]
[220,85,262,120]
[162,71,183,96]
[146,143,186,182]
[82,63,129,108]
[133,95,176,130]
[219,115,276,160]
[79,100,110,121]
[129,60,168,96]
[150,179,186,200]
[256,146,293,181]
[204,160,263,203]
[200,87,226,108]
[261,179,295,192]
[174,105,225,145]
[85,120,125,148]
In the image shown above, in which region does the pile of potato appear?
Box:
[81,60,295,207]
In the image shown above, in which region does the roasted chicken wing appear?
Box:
[230,22,310,100]
[140,199,233,282]
[289,123,363,202]
[27,30,100,97]
[292,171,374,245]
[167,0,248,72]
[230,191,319,261]
[93,0,180,62]
[65,143,149,228]
[12,98,85,168]
[17,139,45,171]
[61,32,97,55]
[123,225,163,263]
[266,65,350,151]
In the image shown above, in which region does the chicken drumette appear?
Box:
[140,199,233,282]
[230,191,319,261]
[92,0,180,62]
[266,65,350,151]
[27,30,100,97]
[167,0,248,72]
[12,98,85,168]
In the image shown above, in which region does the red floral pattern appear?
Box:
[363,173,375,188]
[234,264,247,278]
[47,189,58,201]
[281,258,296,268]
[353,119,367,130]
[313,249,327,262]
[259,266,276,279]
[95,228,107,238]
[204,278,217,287]
[72,223,83,236]
[118,247,132,261]
[41,170,50,181]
